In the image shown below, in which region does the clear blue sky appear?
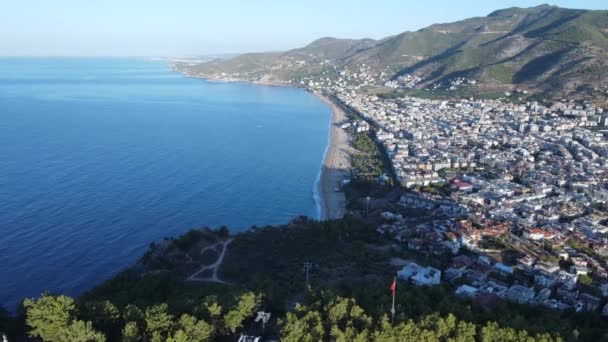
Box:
[1,0,605,56]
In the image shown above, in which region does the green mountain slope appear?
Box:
[393,5,608,97]
[176,5,608,101]
[288,36,377,59]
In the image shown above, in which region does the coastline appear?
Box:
[172,68,352,221]
[314,93,352,221]
[172,68,292,88]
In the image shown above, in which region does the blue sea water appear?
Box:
[0,58,330,310]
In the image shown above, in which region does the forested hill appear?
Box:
[3,217,607,340]
[176,5,608,102]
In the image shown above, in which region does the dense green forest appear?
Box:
[2,218,607,341]
[5,291,565,341]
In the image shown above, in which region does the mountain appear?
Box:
[382,5,608,99]
[176,36,378,84]
[175,5,608,101]
[289,37,378,59]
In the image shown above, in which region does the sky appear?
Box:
[1,0,606,56]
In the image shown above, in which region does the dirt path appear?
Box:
[187,239,233,283]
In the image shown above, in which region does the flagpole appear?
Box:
[391,276,396,324]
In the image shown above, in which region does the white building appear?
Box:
[412,267,442,286]
[455,284,479,297]
[397,262,442,286]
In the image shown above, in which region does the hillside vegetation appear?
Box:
[4,218,608,340]
[176,5,608,101]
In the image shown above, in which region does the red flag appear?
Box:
[390,277,397,323]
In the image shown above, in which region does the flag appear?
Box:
[389,277,396,323]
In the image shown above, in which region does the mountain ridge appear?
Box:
[175,5,608,102]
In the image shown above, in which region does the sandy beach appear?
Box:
[316,93,353,220]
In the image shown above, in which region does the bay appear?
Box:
[0,57,329,310]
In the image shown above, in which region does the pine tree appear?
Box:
[122,304,144,324]
[172,314,214,341]
[223,292,260,334]
[59,320,105,342]
[80,300,119,332]
[279,304,324,341]
[121,321,140,342]
[23,294,76,341]
[144,303,174,338]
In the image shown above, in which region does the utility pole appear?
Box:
[303,261,313,290]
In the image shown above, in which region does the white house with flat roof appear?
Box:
[455,284,478,298]
[397,262,442,286]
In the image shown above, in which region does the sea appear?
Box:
[0,57,330,310]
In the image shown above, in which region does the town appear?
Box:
[296,65,608,317]
[175,53,608,321]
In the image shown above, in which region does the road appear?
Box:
[187,239,233,283]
